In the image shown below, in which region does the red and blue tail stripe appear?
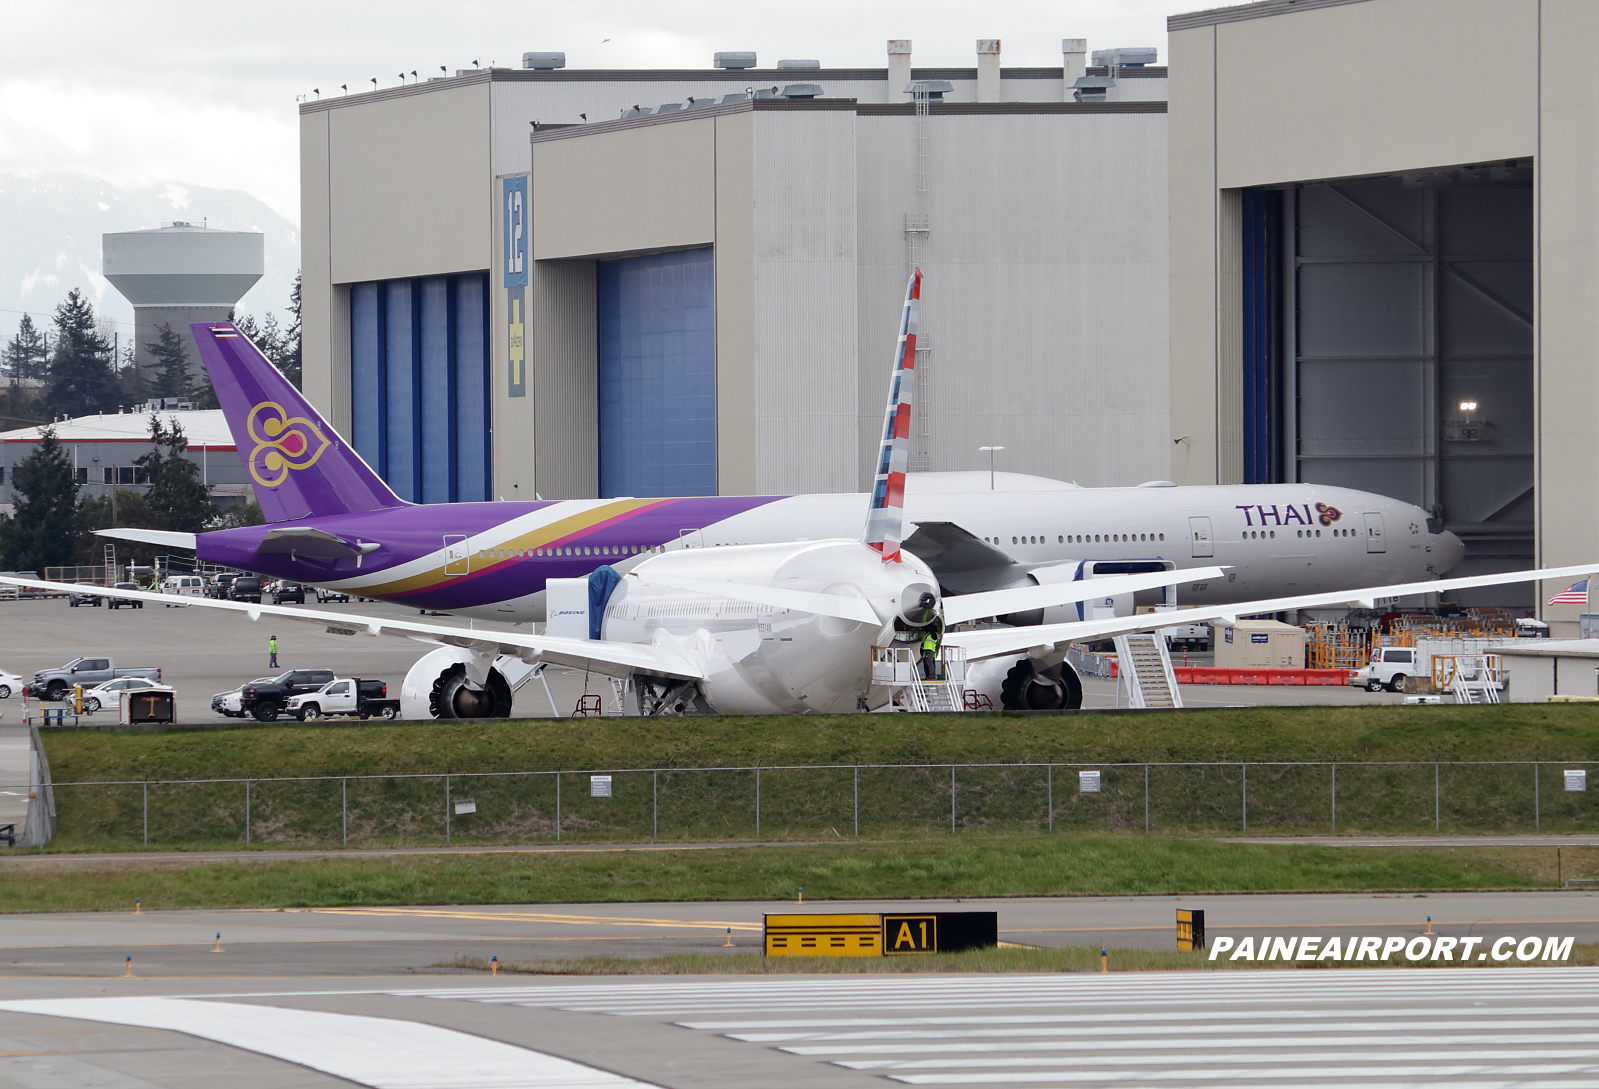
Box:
[864,269,921,563]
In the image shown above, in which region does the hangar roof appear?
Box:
[0,410,236,451]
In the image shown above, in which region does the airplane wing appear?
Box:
[940,566,1227,626]
[902,521,1029,594]
[947,563,1599,663]
[0,577,703,682]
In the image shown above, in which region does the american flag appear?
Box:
[1547,580,1589,606]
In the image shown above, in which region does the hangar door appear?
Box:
[1244,166,1533,600]
[596,247,716,498]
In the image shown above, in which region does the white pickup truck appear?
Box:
[283,677,400,721]
[1349,646,1421,693]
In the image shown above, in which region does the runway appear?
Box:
[1,890,1594,977]
[0,968,1595,1087]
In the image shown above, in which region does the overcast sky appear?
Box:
[0,0,1178,223]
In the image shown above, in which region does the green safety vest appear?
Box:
[921,632,937,652]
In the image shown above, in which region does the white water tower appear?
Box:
[102,223,263,377]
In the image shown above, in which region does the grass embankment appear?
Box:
[37,704,1599,851]
[443,944,1599,975]
[2,835,1592,914]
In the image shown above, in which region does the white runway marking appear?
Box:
[0,997,650,1089]
[414,968,1599,1086]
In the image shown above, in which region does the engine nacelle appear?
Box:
[966,654,1083,711]
[400,647,516,720]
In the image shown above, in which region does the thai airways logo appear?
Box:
[1315,502,1343,527]
[246,401,331,488]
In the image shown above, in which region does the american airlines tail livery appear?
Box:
[63,271,1523,720]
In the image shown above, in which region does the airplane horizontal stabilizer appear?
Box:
[256,526,382,560]
[94,528,199,551]
[637,573,880,624]
[942,566,1227,626]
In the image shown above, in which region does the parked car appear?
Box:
[230,576,264,603]
[0,668,22,698]
[160,575,205,604]
[68,589,103,607]
[27,658,163,701]
[80,676,164,713]
[212,676,276,718]
[1349,646,1420,693]
[106,582,144,609]
[238,668,336,721]
[285,677,399,721]
[316,587,350,603]
[210,573,239,599]
[274,582,306,604]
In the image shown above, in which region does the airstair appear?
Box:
[1450,654,1501,704]
[872,644,968,713]
[1112,631,1183,709]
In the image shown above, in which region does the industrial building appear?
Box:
[1167,0,1591,622]
[298,41,1170,503]
[0,408,248,517]
[102,223,264,377]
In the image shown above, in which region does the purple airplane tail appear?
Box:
[191,322,405,522]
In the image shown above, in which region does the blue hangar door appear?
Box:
[597,248,716,497]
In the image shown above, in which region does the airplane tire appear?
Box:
[429,663,514,719]
[1000,659,1083,712]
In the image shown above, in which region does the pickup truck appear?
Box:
[285,678,399,721]
[28,657,163,701]
[237,668,336,721]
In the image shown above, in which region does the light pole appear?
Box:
[978,446,1004,490]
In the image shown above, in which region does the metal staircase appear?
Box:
[1450,654,1501,704]
[872,644,969,713]
[1112,632,1183,709]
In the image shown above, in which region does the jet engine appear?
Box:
[400,647,516,719]
[966,654,1083,711]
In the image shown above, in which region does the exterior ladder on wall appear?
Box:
[1113,631,1183,709]
[103,543,117,588]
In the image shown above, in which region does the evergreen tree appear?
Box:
[3,314,47,384]
[73,489,158,565]
[283,270,303,388]
[41,289,119,419]
[146,323,192,400]
[118,361,152,409]
[135,416,213,532]
[0,426,78,571]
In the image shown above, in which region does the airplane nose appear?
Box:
[1438,530,1466,573]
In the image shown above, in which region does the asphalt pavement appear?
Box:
[2,890,1596,978]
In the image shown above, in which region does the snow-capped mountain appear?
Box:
[0,172,298,345]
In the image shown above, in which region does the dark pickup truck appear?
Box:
[236,668,336,721]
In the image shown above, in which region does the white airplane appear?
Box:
[22,271,1589,718]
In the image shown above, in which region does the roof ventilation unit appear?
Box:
[1071,75,1114,102]
[753,86,781,99]
[619,105,653,118]
[905,79,953,100]
[781,84,823,99]
[719,92,749,103]
[522,52,566,69]
[655,102,682,113]
[777,59,820,68]
[714,52,758,69]
[1091,46,1156,68]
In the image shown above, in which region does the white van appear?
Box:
[160,575,205,604]
[1350,646,1419,693]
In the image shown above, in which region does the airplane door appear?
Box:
[1189,517,1214,558]
[1363,513,1386,553]
[443,535,469,575]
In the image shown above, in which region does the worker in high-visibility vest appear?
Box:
[920,627,939,681]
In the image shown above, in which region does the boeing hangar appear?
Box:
[1167,0,1591,619]
[297,41,1171,502]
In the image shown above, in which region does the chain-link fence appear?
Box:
[17,761,1597,850]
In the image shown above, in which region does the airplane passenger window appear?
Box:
[1058,536,1064,543]
[1013,536,1018,544]
[1159,533,1164,541]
